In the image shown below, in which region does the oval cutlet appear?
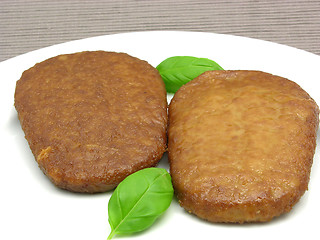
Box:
[168,70,319,223]
[14,51,168,193]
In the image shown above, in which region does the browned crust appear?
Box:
[14,51,168,193]
[168,70,319,222]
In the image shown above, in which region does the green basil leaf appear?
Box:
[156,56,223,93]
[107,168,173,239]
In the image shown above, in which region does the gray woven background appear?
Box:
[1,0,319,62]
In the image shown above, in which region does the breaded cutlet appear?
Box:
[15,51,168,193]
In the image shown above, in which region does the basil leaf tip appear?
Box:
[156,56,223,93]
[107,167,173,239]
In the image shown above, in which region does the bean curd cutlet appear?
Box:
[168,70,319,223]
[14,51,168,193]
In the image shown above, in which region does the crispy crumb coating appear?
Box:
[168,70,319,222]
[14,51,167,193]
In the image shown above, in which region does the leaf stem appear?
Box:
[107,230,116,240]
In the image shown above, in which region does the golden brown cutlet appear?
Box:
[168,70,319,222]
[14,51,168,193]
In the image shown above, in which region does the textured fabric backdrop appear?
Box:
[1,0,319,62]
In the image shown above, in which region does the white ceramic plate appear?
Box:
[1,31,319,240]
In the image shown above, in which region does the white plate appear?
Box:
[0,31,319,240]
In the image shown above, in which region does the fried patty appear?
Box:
[14,51,167,193]
[168,70,319,223]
